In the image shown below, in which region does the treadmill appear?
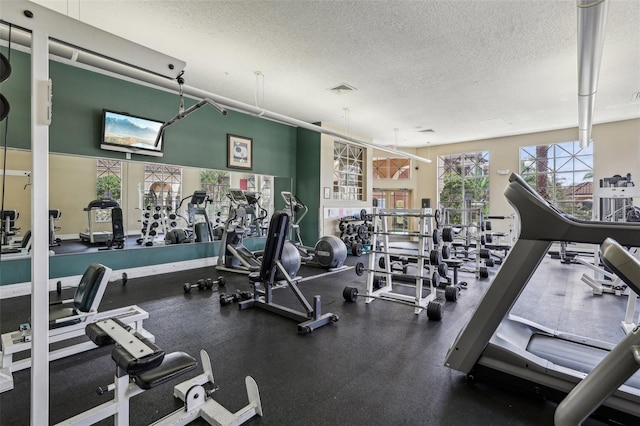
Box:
[444,173,640,422]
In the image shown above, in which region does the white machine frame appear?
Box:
[56,319,262,426]
[0,265,153,393]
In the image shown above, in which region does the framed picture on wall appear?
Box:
[227,134,253,170]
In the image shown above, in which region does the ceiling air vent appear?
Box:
[328,83,356,94]
[417,129,435,133]
[633,91,640,102]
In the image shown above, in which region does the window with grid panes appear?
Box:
[519,141,593,220]
[143,164,182,211]
[333,141,364,201]
[373,158,411,180]
[95,159,122,222]
[437,151,490,222]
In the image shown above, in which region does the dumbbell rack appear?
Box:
[338,215,372,256]
[138,204,177,246]
[364,207,445,319]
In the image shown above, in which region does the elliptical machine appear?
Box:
[281,191,347,270]
[168,190,214,244]
[216,190,264,274]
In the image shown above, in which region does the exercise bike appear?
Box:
[281,191,347,270]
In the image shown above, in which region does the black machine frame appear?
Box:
[238,211,339,334]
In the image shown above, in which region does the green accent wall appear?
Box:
[0,46,296,286]
[295,127,321,243]
[2,48,297,176]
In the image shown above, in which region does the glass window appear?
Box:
[200,169,230,215]
[95,159,122,222]
[437,151,490,220]
[373,158,411,180]
[96,159,122,201]
[333,141,364,201]
[143,164,182,210]
[519,141,593,220]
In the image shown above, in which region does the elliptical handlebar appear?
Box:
[281,191,308,225]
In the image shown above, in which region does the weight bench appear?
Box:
[0,209,19,245]
[49,209,62,246]
[238,211,339,334]
[0,263,153,393]
[56,318,262,426]
[0,230,31,257]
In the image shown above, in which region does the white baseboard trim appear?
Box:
[0,257,219,299]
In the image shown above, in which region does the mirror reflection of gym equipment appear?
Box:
[216,189,268,274]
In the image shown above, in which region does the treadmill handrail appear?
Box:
[445,173,640,373]
[507,173,640,246]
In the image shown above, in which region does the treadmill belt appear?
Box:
[528,334,640,389]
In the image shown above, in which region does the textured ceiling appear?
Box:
[29,0,640,147]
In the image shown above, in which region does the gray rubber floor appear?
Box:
[0,252,636,425]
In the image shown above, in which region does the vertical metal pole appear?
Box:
[30,28,50,424]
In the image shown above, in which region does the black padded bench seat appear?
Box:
[133,352,197,390]
[85,320,197,391]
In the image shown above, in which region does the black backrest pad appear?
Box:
[20,231,32,249]
[111,207,124,240]
[259,211,289,280]
[74,263,106,312]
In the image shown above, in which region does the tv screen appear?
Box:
[101,109,164,157]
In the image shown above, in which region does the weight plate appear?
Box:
[442,227,454,243]
[429,249,441,266]
[357,224,367,239]
[441,244,451,260]
[343,286,358,302]
[0,94,10,122]
[0,53,11,83]
[438,263,448,278]
[432,229,441,245]
[355,262,365,276]
[379,257,386,269]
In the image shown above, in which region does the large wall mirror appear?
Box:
[1,148,288,256]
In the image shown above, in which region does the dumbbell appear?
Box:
[183,276,226,293]
[219,290,253,305]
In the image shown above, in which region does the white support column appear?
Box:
[30,28,50,424]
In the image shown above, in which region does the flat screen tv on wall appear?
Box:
[100,109,164,157]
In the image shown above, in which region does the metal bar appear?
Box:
[30,25,49,425]
[0,0,185,79]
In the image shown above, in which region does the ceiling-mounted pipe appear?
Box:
[577,0,609,148]
[0,27,431,164]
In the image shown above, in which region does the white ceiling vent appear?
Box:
[417,129,435,133]
[328,83,357,94]
[632,91,640,102]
